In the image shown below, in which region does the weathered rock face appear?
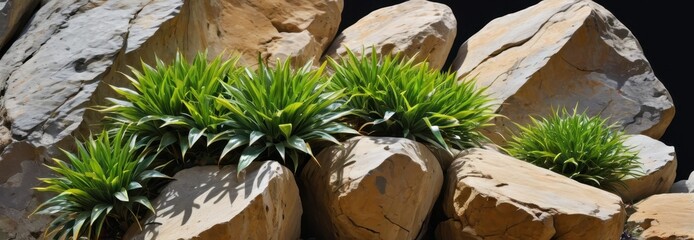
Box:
[300,136,443,239]
[323,0,456,70]
[670,171,694,193]
[0,1,181,237]
[124,161,302,240]
[0,0,341,237]
[451,0,674,144]
[0,0,40,51]
[627,193,694,240]
[437,148,626,240]
[616,135,677,203]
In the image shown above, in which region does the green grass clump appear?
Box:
[504,106,640,189]
[327,48,496,153]
[214,58,358,172]
[98,51,243,168]
[31,127,169,240]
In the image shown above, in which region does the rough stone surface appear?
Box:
[300,136,443,240]
[323,0,456,70]
[627,193,694,240]
[670,171,694,193]
[437,148,626,240]
[0,0,40,50]
[0,0,182,237]
[124,161,301,240]
[616,134,677,203]
[451,0,674,144]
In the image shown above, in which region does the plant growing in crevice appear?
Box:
[97,51,243,171]
[214,57,359,173]
[31,127,170,240]
[326,47,496,153]
[504,106,640,190]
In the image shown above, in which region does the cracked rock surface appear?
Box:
[626,193,694,240]
[436,148,626,240]
[616,135,677,203]
[300,136,443,240]
[451,0,674,144]
[124,161,302,240]
[0,0,40,51]
[322,0,456,70]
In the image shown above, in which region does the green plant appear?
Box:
[504,106,640,189]
[98,51,243,167]
[31,127,170,240]
[327,48,496,153]
[214,58,358,173]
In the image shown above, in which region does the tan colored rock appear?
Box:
[124,161,301,240]
[627,193,694,240]
[323,0,456,70]
[670,171,694,193]
[616,135,677,203]
[451,0,674,144]
[0,0,40,50]
[437,148,625,240]
[300,136,443,240]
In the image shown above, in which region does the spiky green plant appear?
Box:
[31,127,170,240]
[504,106,640,189]
[214,58,358,172]
[327,48,496,153]
[98,51,243,167]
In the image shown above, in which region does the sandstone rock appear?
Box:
[124,161,301,240]
[616,134,677,203]
[0,0,40,51]
[300,136,443,239]
[323,0,456,70]
[670,171,694,193]
[627,193,694,240]
[451,0,674,144]
[437,148,625,239]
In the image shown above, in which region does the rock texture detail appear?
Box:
[617,134,677,203]
[124,161,302,240]
[437,148,626,240]
[670,171,694,193]
[451,0,674,143]
[300,136,443,240]
[627,193,694,240]
[323,0,456,70]
[0,0,40,51]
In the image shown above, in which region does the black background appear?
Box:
[340,1,690,181]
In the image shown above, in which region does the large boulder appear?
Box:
[323,0,456,70]
[626,193,694,240]
[451,0,674,144]
[437,148,626,240]
[0,0,180,237]
[124,161,302,240]
[616,134,677,203]
[0,0,40,50]
[300,136,443,239]
[670,171,694,193]
[0,0,341,237]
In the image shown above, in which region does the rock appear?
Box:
[0,0,40,51]
[323,0,456,70]
[670,171,694,193]
[616,134,677,203]
[437,148,625,239]
[451,0,674,144]
[0,0,182,237]
[0,142,53,240]
[300,136,443,239]
[124,161,301,240]
[626,193,694,240]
